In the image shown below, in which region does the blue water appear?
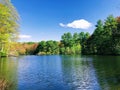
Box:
[0,55,120,90]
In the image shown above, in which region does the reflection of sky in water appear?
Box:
[17,56,67,90]
[61,56,100,90]
[17,55,101,90]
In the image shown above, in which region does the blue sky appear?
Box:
[12,0,120,42]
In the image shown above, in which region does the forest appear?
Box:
[11,15,120,56]
[10,15,120,56]
[0,1,120,56]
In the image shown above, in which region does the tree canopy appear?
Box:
[0,0,19,57]
[84,15,120,55]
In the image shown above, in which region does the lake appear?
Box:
[0,55,120,90]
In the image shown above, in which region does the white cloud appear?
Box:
[19,34,31,39]
[59,19,92,29]
[59,23,66,27]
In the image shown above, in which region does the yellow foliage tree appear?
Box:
[0,1,19,57]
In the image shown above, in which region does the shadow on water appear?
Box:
[92,55,120,90]
[0,57,18,90]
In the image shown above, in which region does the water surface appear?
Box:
[0,55,120,90]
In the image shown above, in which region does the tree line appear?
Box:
[33,32,90,55]
[21,15,120,55]
[11,32,89,55]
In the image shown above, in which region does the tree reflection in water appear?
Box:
[92,56,120,90]
[0,57,18,90]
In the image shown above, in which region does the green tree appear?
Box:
[60,32,82,55]
[61,32,74,47]
[34,41,60,55]
[73,33,79,44]
[84,15,120,55]
[98,15,117,54]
